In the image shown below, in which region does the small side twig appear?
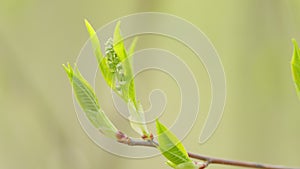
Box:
[116,131,300,169]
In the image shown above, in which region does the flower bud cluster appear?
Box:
[105,38,126,92]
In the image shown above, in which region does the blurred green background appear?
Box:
[1,0,300,169]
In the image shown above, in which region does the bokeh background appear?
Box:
[1,0,300,169]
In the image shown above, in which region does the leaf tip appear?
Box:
[292,38,297,46]
[62,63,73,79]
[113,21,122,43]
[84,19,96,36]
[84,19,91,28]
[292,39,300,66]
[115,20,121,30]
[128,37,138,57]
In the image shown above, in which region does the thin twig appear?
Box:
[188,152,298,169]
[116,132,299,169]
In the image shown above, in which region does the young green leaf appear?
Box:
[84,20,136,103]
[128,37,138,58]
[113,21,127,62]
[112,22,137,104]
[292,39,300,99]
[63,63,118,138]
[156,120,191,167]
[85,20,117,95]
[84,20,149,137]
[111,22,150,137]
[104,37,133,102]
[84,19,103,63]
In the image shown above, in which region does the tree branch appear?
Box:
[116,132,299,169]
[187,152,298,169]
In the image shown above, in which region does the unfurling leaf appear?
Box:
[156,120,191,168]
[84,19,103,63]
[292,39,300,99]
[63,63,118,138]
[128,37,138,58]
[84,19,136,103]
[84,20,116,95]
[113,21,127,62]
[112,21,137,104]
[84,20,149,137]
